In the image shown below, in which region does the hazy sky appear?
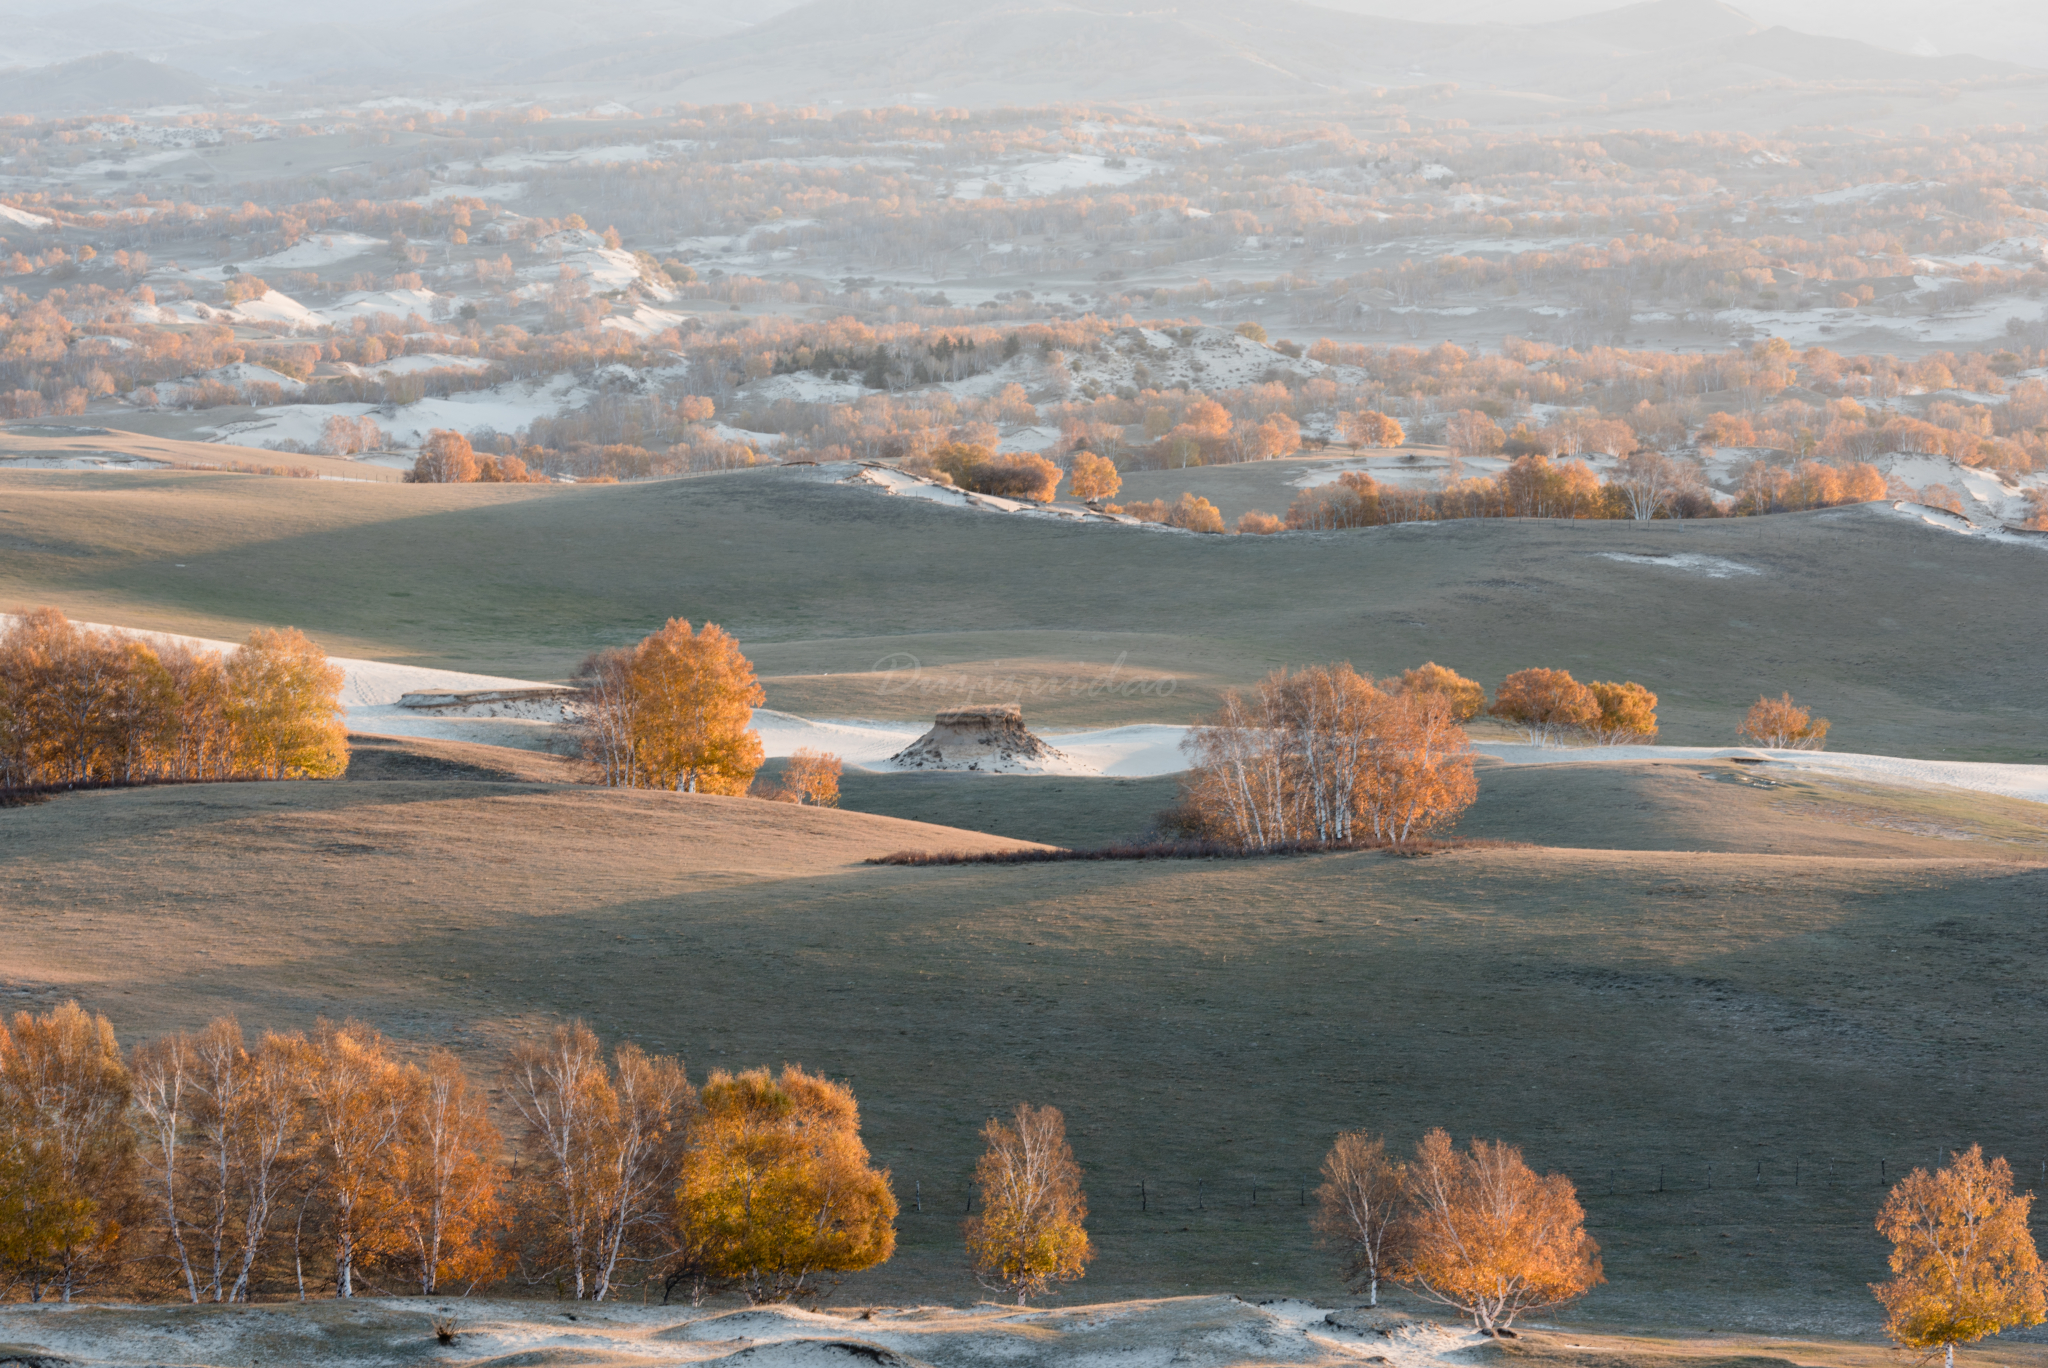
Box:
[1316,0,2040,64]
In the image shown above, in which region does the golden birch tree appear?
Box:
[1067,451,1121,501]
[1179,665,1475,850]
[964,1103,1091,1306]
[1396,1129,1602,1334]
[675,1065,896,1304]
[226,628,348,779]
[132,1018,308,1304]
[627,619,765,794]
[1487,668,1600,746]
[1874,1146,2046,1368]
[380,1050,508,1295]
[768,749,841,806]
[298,1021,407,1297]
[1313,1130,1407,1307]
[507,1023,693,1301]
[1586,681,1659,745]
[1739,693,1830,750]
[0,1002,141,1302]
[1395,662,1486,722]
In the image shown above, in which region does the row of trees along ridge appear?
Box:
[0,609,347,791]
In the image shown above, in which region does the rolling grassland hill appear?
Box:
[2,466,2044,758]
[3,762,2046,1330]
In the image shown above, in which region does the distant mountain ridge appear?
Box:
[0,51,212,113]
[0,0,2034,122]
[572,0,2030,112]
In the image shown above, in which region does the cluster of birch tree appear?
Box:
[1178,663,1480,849]
[0,609,348,791]
[0,1008,897,1306]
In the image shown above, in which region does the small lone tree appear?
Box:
[1313,1130,1407,1307]
[963,1103,1091,1306]
[774,749,842,807]
[1487,668,1600,746]
[1396,1129,1602,1335]
[1740,693,1830,750]
[1874,1146,2046,1368]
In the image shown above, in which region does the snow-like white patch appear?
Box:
[475,141,693,173]
[207,374,588,453]
[1881,500,2048,549]
[751,710,925,768]
[418,181,529,203]
[346,353,493,378]
[243,231,385,271]
[0,201,54,227]
[951,154,1160,199]
[835,462,1136,526]
[0,452,167,471]
[1475,743,2048,806]
[1592,552,1762,578]
[1040,724,1193,777]
[1807,179,1943,206]
[600,303,694,338]
[316,286,449,327]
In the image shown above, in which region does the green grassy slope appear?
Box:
[2,468,2043,757]
[5,775,2044,1331]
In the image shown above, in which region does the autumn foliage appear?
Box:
[674,1065,897,1304]
[1874,1146,2045,1368]
[0,1004,908,1305]
[0,609,347,791]
[1313,1130,1408,1307]
[1066,451,1122,501]
[1180,664,1476,848]
[407,429,547,484]
[964,1103,1092,1306]
[1739,692,1830,750]
[1586,680,1659,744]
[755,748,843,806]
[575,619,765,793]
[1396,1129,1603,1334]
[927,443,1062,502]
[1338,410,1405,449]
[1487,668,1600,746]
[0,1003,140,1303]
[1121,492,1225,533]
[1396,662,1487,722]
[506,1023,691,1302]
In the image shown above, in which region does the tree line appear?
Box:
[5,997,2033,1353]
[0,1004,1087,1310]
[0,608,348,792]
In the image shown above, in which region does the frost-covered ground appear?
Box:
[0,1295,1491,1368]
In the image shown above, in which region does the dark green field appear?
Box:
[2,467,2045,756]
